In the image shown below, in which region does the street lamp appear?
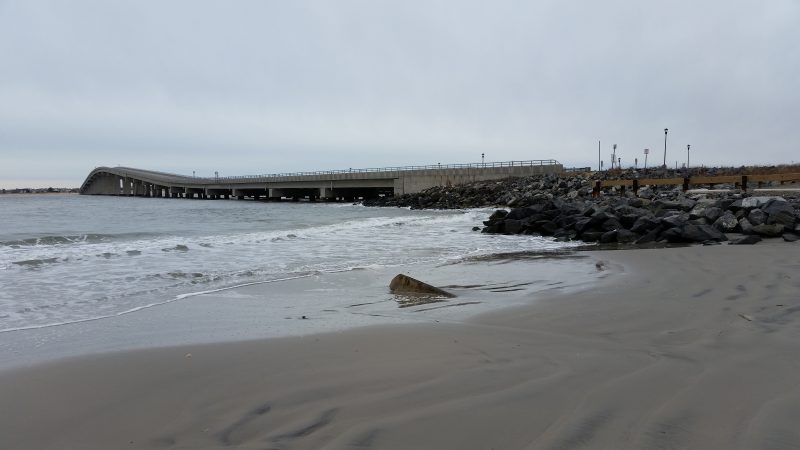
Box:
[687,144,691,169]
[663,128,669,167]
[612,144,617,169]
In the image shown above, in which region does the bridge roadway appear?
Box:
[80,160,564,201]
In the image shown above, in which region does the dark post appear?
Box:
[663,128,669,167]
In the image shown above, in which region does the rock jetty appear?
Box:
[364,172,800,246]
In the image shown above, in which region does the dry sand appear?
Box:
[1,242,799,449]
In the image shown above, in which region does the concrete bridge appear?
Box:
[79,160,563,201]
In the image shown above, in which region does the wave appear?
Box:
[0,272,319,333]
[1,232,161,247]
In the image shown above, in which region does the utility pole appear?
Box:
[598,141,601,171]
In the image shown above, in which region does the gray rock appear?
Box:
[506,207,536,221]
[678,197,698,211]
[741,196,785,209]
[634,228,660,245]
[661,227,684,243]
[703,206,723,223]
[748,209,767,226]
[654,199,681,210]
[752,223,785,237]
[601,218,624,232]
[783,233,799,242]
[616,229,639,243]
[504,219,525,234]
[535,220,559,236]
[661,214,689,229]
[580,231,604,242]
[631,216,661,233]
[713,213,739,232]
[739,217,754,235]
[730,235,762,245]
[680,224,728,242]
[599,230,618,243]
[763,200,797,228]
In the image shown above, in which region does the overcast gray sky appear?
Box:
[1,0,798,188]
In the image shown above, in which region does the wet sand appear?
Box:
[1,241,800,449]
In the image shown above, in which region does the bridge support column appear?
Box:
[269,188,285,200]
[319,187,335,201]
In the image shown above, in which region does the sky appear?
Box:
[1,1,799,188]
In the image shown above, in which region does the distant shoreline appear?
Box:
[0,190,78,195]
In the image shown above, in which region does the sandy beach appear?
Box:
[2,241,799,449]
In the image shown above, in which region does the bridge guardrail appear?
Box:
[194,159,561,183]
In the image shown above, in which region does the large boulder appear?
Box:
[741,196,785,210]
[503,219,525,234]
[616,229,640,243]
[763,200,797,229]
[680,224,727,242]
[661,214,689,229]
[739,217,754,235]
[702,206,724,223]
[713,213,739,233]
[505,207,537,221]
[631,215,661,234]
[730,235,762,245]
[389,274,455,298]
[752,223,785,237]
[599,230,618,244]
[748,209,767,226]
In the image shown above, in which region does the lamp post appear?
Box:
[612,144,617,169]
[481,153,485,166]
[663,128,669,167]
[687,144,691,169]
[644,148,649,170]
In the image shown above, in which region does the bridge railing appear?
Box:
[206,159,561,183]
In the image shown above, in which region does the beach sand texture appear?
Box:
[2,242,799,449]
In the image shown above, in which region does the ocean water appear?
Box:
[0,194,582,335]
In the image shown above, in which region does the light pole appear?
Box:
[644,148,649,170]
[663,128,669,167]
[687,144,691,169]
[481,153,485,166]
[612,144,617,169]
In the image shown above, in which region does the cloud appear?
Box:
[1,0,799,187]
